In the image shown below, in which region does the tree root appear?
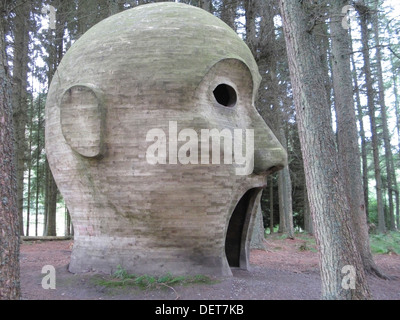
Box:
[367,264,396,280]
[159,283,180,300]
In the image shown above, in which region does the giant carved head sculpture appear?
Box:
[46,2,287,276]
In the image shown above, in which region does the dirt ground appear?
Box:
[19,235,400,300]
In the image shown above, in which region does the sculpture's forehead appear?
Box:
[56,3,261,94]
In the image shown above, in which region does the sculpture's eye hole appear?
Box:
[213,84,237,108]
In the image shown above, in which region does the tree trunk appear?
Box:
[372,0,397,231]
[356,1,386,233]
[65,207,72,236]
[303,186,313,235]
[43,160,49,235]
[315,8,333,109]
[350,31,369,221]
[77,0,100,37]
[244,0,257,55]
[278,172,286,233]
[25,95,34,236]
[330,0,384,277]
[200,0,212,12]
[44,162,57,236]
[12,0,30,236]
[277,162,294,238]
[35,95,42,236]
[256,0,294,238]
[0,4,21,298]
[279,0,371,299]
[390,41,400,229]
[107,0,123,16]
[220,0,237,30]
[269,175,274,234]
[279,131,294,239]
[43,1,68,236]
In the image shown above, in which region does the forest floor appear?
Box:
[19,233,400,300]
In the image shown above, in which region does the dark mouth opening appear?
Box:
[225,188,262,269]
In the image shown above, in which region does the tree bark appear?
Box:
[65,207,72,236]
[269,175,274,234]
[43,161,48,234]
[0,3,21,298]
[277,165,294,238]
[200,0,212,12]
[220,0,237,30]
[330,0,384,277]
[77,0,105,37]
[279,0,371,299]
[12,0,30,236]
[35,94,42,236]
[278,172,286,233]
[25,94,34,236]
[303,186,313,235]
[244,0,257,55]
[107,0,123,16]
[314,6,333,109]
[44,162,57,236]
[278,133,294,239]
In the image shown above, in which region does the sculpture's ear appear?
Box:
[60,84,105,158]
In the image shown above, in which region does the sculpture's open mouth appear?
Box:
[225,187,263,269]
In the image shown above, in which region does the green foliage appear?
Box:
[370,231,400,255]
[113,265,129,280]
[264,225,280,235]
[278,233,289,240]
[298,242,318,253]
[93,265,218,290]
[368,197,378,225]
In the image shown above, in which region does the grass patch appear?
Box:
[296,233,318,252]
[298,241,318,253]
[92,266,218,290]
[266,231,399,255]
[370,231,400,255]
[278,234,289,240]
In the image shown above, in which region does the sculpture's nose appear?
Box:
[251,111,287,175]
